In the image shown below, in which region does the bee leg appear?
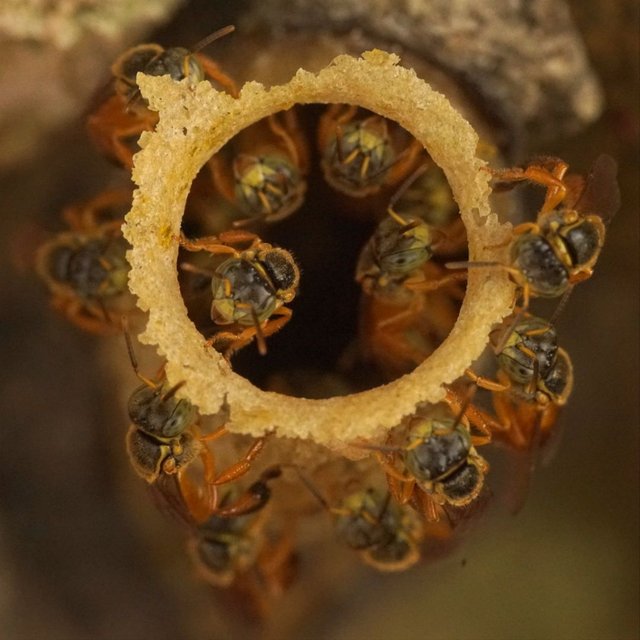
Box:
[255,529,298,597]
[568,269,593,284]
[464,368,509,392]
[372,451,415,504]
[257,307,293,341]
[195,53,239,97]
[386,138,425,188]
[207,152,238,204]
[212,437,267,487]
[405,270,467,294]
[177,234,240,256]
[267,110,309,171]
[491,391,525,448]
[53,296,117,335]
[490,162,568,213]
[444,386,502,445]
[413,489,442,523]
[110,122,152,169]
[215,467,282,518]
[512,221,541,236]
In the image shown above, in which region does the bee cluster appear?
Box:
[36,26,619,618]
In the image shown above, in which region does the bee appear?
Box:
[208,110,309,226]
[360,403,491,523]
[188,467,285,586]
[466,313,574,511]
[296,475,423,572]
[87,25,237,169]
[388,161,467,257]
[185,466,297,619]
[123,329,267,521]
[317,104,423,197]
[35,188,133,334]
[355,200,467,377]
[178,230,300,358]
[448,154,620,308]
[468,312,573,450]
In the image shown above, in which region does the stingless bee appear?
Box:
[448,154,620,308]
[468,312,573,451]
[296,475,424,572]
[124,329,268,521]
[208,110,309,226]
[355,185,467,376]
[36,188,133,334]
[359,404,491,523]
[465,312,574,511]
[187,467,286,586]
[388,161,467,257]
[87,25,237,169]
[317,104,423,197]
[179,230,300,358]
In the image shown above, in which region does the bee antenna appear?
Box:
[549,285,574,325]
[388,162,430,209]
[191,24,235,54]
[280,464,332,512]
[161,380,186,402]
[122,317,157,388]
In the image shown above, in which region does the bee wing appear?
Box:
[501,406,544,515]
[572,154,621,224]
[148,475,199,533]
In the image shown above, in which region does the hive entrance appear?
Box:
[178,105,468,398]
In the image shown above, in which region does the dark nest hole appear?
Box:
[178,105,469,397]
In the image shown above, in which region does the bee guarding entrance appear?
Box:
[177,105,469,397]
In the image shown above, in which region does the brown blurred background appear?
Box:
[0,1,637,639]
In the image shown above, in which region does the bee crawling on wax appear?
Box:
[36,188,134,334]
[447,154,620,310]
[87,25,238,169]
[178,229,300,358]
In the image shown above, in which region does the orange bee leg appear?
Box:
[267,110,309,172]
[491,391,528,448]
[444,386,502,445]
[372,451,415,504]
[385,138,425,187]
[464,368,510,393]
[108,120,154,169]
[53,296,119,335]
[212,438,267,487]
[490,162,569,213]
[207,152,237,204]
[196,53,239,97]
[316,103,358,152]
[178,230,259,254]
[404,270,468,294]
[256,529,297,597]
[414,488,442,523]
[568,269,593,285]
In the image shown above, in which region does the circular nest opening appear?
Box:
[123,50,514,449]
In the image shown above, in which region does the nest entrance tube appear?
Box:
[124,49,514,451]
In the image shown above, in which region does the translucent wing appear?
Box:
[572,154,621,224]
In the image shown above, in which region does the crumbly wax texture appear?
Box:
[123,49,514,449]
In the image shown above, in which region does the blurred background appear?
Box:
[0,1,637,638]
